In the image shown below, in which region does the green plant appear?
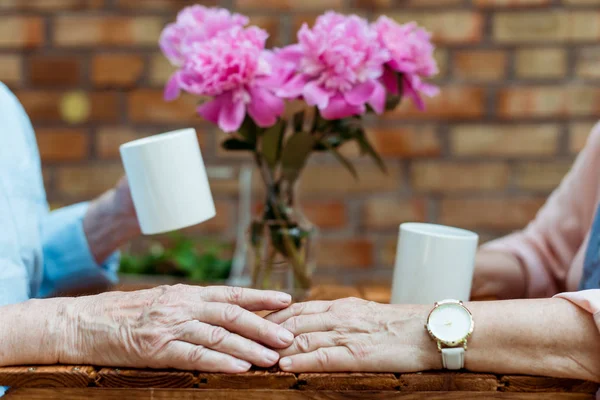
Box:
[119,233,233,282]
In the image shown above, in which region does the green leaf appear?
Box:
[293,110,305,132]
[237,115,258,144]
[221,137,255,151]
[355,130,387,174]
[313,134,345,151]
[281,131,316,183]
[261,119,285,168]
[318,138,357,179]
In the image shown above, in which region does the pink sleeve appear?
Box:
[482,123,600,298]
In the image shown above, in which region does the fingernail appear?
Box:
[235,360,251,371]
[263,349,279,364]
[278,329,294,344]
[277,293,292,304]
[280,357,292,370]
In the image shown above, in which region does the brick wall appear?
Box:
[1,0,598,284]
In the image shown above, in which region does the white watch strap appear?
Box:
[441,348,464,370]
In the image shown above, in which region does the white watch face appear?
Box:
[427,303,472,343]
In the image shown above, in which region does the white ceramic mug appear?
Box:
[120,128,216,235]
[391,223,479,304]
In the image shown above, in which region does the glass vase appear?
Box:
[248,183,317,301]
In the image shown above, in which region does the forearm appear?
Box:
[0,298,66,366]
[463,298,600,381]
[472,250,527,300]
[83,188,139,264]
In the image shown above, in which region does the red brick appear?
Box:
[575,47,600,79]
[515,48,567,79]
[387,86,486,120]
[56,164,124,198]
[36,128,89,162]
[498,86,600,118]
[0,55,22,85]
[54,16,162,47]
[181,200,231,234]
[434,49,449,79]
[149,53,175,86]
[364,126,441,158]
[236,0,342,9]
[564,0,600,3]
[248,16,281,47]
[454,50,507,82]
[299,164,402,195]
[515,162,572,191]
[207,166,266,196]
[354,0,464,7]
[0,17,44,48]
[389,11,484,44]
[569,122,595,153]
[116,0,217,9]
[412,162,510,192]
[317,239,373,268]
[29,55,81,87]
[363,198,426,229]
[494,11,600,43]
[301,201,347,229]
[440,198,545,229]
[474,0,549,5]
[15,90,119,123]
[92,54,144,87]
[95,127,141,159]
[128,89,203,124]
[449,124,560,157]
[0,0,104,10]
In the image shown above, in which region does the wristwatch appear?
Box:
[425,299,474,370]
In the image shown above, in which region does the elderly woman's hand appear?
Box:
[266,298,440,373]
[58,285,294,372]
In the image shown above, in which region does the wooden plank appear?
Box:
[4,388,595,399]
[399,372,499,391]
[0,365,95,388]
[96,368,194,388]
[196,370,297,389]
[298,373,398,390]
[500,375,599,393]
[308,285,362,301]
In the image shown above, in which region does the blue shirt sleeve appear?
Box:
[39,202,120,297]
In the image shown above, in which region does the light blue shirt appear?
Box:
[0,83,119,394]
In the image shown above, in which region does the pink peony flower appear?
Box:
[277,12,390,120]
[164,26,286,133]
[374,16,439,110]
[159,5,248,67]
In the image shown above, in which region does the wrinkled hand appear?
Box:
[266,298,439,372]
[84,176,140,264]
[59,285,294,372]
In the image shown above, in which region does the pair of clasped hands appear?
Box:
[62,285,430,374]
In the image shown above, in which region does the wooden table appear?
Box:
[1,285,597,399]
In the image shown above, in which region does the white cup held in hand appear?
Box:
[391,223,479,304]
[120,128,216,235]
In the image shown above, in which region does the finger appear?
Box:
[199,286,292,311]
[278,332,339,357]
[279,347,359,372]
[281,313,334,336]
[177,320,280,368]
[197,302,294,348]
[161,340,251,373]
[265,301,333,325]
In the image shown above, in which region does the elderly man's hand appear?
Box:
[58,285,294,372]
[266,298,440,373]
